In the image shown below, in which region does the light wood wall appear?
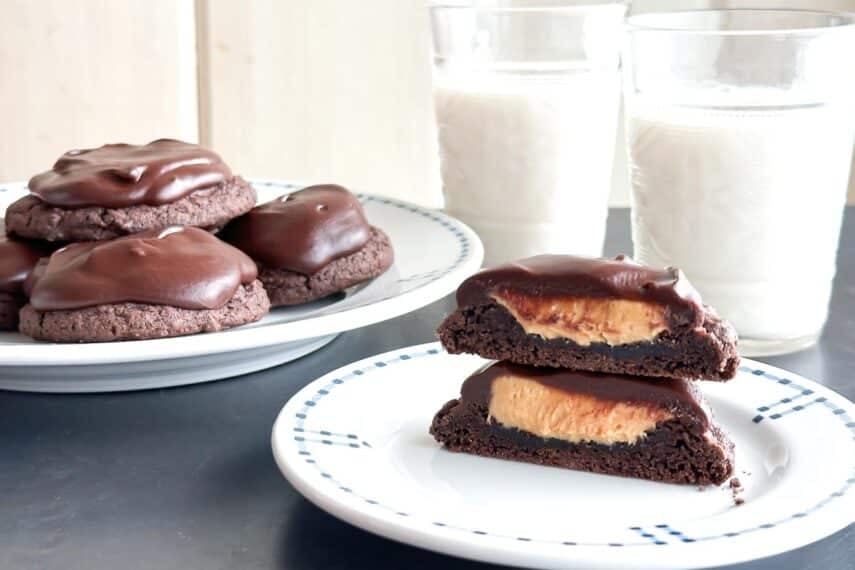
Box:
[0,0,853,206]
[196,0,441,207]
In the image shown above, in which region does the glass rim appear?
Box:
[429,1,628,13]
[627,9,855,36]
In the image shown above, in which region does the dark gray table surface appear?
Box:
[1,208,852,570]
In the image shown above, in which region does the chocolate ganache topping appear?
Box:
[27,226,257,311]
[222,184,371,275]
[28,139,232,208]
[460,361,709,425]
[457,254,703,323]
[0,235,49,301]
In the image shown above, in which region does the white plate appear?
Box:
[272,343,855,570]
[0,181,483,392]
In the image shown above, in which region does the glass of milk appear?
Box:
[430,1,628,265]
[624,10,855,356]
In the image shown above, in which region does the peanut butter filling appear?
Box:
[488,375,673,445]
[492,291,669,346]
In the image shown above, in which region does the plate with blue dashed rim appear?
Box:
[272,342,855,570]
[0,181,483,392]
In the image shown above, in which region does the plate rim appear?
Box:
[271,342,855,569]
[0,180,484,365]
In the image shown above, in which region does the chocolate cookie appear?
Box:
[257,227,393,306]
[437,255,740,381]
[19,226,269,342]
[222,185,394,306]
[5,140,256,242]
[19,281,269,343]
[430,361,735,485]
[0,233,52,330]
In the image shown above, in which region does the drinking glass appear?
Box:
[624,10,855,356]
[430,0,629,266]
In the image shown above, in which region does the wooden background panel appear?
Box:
[198,0,442,207]
[0,0,198,182]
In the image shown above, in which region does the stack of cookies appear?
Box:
[1,139,393,343]
[430,254,740,485]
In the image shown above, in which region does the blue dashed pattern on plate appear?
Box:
[286,346,855,548]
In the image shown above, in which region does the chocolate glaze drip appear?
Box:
[27,226,257,311]
[28,139,232,208]
[0,235,50,300]
[457,254,702,325]
[222,184,370,275]
[460,361,709,427]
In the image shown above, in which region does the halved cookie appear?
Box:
[438,255,739,381]
[430,361,735,485]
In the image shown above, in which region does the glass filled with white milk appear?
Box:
[624,10,855,356]
[430,1,628,265]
